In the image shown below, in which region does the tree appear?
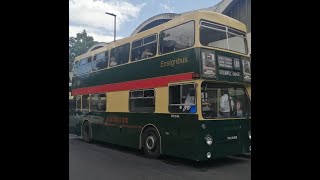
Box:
[69,30,98,71]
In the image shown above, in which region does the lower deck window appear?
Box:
[90,93,106,111]
[76,96,81,110]
[82,95,90,111]
[129,89,155,113]
[169,84,196,113]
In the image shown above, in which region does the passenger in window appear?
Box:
[110,57,118,67]
[141,47,154,59]
[134,49,142,61]
[236,101,243,116]
[219,90,234,117]
[183,92,195,113]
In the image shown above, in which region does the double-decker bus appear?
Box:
[69,10,251,161]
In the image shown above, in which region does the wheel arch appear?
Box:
[139,123,162,154]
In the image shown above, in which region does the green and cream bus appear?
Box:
[69,10,251,161]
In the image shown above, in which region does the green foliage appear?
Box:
[69,30,98,71]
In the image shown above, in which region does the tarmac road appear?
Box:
[69,134,251,180]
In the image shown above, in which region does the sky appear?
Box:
[69,0,221,42]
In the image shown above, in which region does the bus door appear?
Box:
[165,83,198,156]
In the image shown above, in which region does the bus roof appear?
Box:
[74,10,247,61]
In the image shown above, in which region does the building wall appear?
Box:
[219,0,251,97]
[219,0,251,55]
[223,0,251,33]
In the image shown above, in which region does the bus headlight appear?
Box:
[204,134,213,146]
[207,152,211,158]
[248,131,251,140]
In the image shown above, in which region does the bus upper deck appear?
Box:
[71,10,251,96]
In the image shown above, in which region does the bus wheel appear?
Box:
[82,121,92,143]
[143,128,160,158]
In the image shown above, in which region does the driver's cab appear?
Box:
[200,81,251,120]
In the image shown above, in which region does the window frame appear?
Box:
[200,83,251,119]
[110,43,131,67]
[168,83,197,113]
[199,19,248,55]
[92,51,109,71]
[75,95,81,110]
[129,89,155,113]
[77,57,93,75]
[81,94,90,111]
[90,93,107,112]
[131,34,158,62]
[158,20,195,55]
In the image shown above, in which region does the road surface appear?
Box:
[69,134,251,180]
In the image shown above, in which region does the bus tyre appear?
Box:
[82,121,92,143]
[143,128,160,158]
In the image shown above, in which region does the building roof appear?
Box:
[200,0,233,13]
[130,13,180,36]
[86,42,109,53]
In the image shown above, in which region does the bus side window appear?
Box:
[129,89,155,113]
[159,21,195,55]
[82,94,90,113]
[93,51,108,71]
[131,34,157,62]
[73,61,79,76]
[111,43,130,66]
[69,96,76,114]
[169,84,196,113]
[90,93,106,112]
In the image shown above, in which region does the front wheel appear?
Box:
[82,121,92,143]
[142,128,160,158]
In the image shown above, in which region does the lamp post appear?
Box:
[105,12,116,42]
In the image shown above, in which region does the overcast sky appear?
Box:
[69,0,220,42]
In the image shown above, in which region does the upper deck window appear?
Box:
[93,51,109,71]
[78,57,92,75]
[200,20,247,54]
[73,61,79,76]
[131,34,157,61]
[110,43,130,67]
[159,21,195,55]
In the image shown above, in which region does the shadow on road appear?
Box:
[161,155,247,171]
[70,135,249,171]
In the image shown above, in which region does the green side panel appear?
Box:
[72,48,200,89]
[69,112,251,161]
